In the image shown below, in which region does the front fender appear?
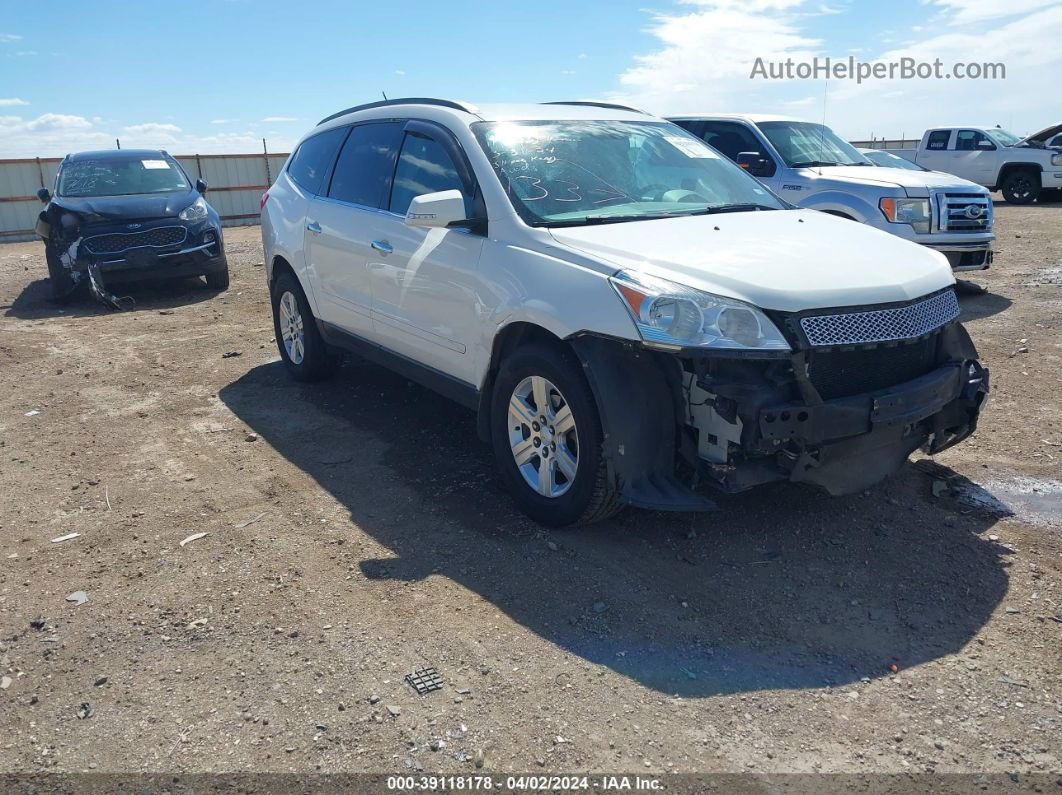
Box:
[797,190,879,223]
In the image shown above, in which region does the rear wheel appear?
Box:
[1000,169,1040,204]
[271,270,338,381]
[490,344,620,527]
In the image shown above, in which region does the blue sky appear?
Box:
[2,0,1058,157]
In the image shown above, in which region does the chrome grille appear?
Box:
[934,191,993,233]
[800,289,959,347]
[83,226,187,255]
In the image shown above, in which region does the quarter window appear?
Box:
[389,133,466,216]
[328,122,403,208]
[287,128,347,195]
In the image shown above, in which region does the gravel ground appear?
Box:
[0,199,1059,779]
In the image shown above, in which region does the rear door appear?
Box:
[915,129,956,173]
[368,120,485,386]
[306,121,403,338]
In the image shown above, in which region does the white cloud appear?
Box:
[394,69,406,76]
[0,97,29,107]
[123,122,182,135]
[261,116,297,122]
[0,113,112,157]
[210,119,233,124]
[612,0,1062,138]
[0,33,22,43]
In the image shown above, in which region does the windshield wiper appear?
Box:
[686,203,778,215]
[790,160,844,168]
[546,212,684,227]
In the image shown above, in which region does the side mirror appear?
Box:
[737,151,772,177]
[37,187,51,204]
[195,178,209,194]
[976,140,995,150]
[404,189,467,229]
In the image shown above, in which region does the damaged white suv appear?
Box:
[261,99,988,526]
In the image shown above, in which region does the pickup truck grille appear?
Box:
[798,289,960,347]
[83,226,187,256]
[933,191,993,233]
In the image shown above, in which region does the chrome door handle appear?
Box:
[306,221,322,234]
[370,240,393,255]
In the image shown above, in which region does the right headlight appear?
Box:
[610,271,790,352]
[1052,153,1062,167]
[879,197,930,234]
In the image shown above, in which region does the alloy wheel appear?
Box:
[507,375,579,497]
[278,291,305,365]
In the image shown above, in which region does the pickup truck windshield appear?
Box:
[472,120,784,226]
[759,121,870,168]
[57,156,190,198]
[984,128,1021,147]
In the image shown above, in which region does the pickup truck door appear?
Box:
[912,129,955,174]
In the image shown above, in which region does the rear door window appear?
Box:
[926,130,951,150]
[327,122,403,208]
[388,132,468,216]
[287,128,347,194]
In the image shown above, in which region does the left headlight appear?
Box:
[610,271,790,352]
[178,197,209,222]
[1052,153,1062,167]
[879,197,930,233]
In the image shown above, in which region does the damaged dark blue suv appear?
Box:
[36,149,228,307]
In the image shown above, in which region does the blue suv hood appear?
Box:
[51,190,197,220]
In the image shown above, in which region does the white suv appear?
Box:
[260,99,988,526]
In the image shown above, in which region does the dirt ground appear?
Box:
[0,200,1059,780]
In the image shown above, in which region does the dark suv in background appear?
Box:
[36,149,228,304]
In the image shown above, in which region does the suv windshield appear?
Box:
[57,155,190,198]
[984,127,1021,147]
[758,121,870,168]
[472,120,784,226]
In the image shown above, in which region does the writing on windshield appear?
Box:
[473,121,781,225]
[58,157,189,198]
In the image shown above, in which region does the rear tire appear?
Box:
[490,344,621,527]
[205,259,230,290]
[271,270,338,382]
[1000,169,1040,204]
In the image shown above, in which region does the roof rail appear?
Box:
[317,98,478,126]
[542,101,646,115]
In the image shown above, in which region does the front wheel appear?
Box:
[1000,170,1040,204]
[490,345,621,527]
[271,271,338,382]
[205,259,230,290]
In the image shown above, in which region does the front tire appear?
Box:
[1000,169,1040,205]
[205,259,230,290]
[45,246,75,303]
[490,344,620,527]
[271,271,338,382]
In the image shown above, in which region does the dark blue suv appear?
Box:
[36,149,228,304]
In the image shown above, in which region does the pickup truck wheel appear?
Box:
[271,271,338,382]
[1000,170,1040,204]
[491,345,620,527]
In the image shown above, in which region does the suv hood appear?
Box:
[50,191,197,222]
[1018,121,1062,147]
[805,165,984,196]
[548,209,953,312]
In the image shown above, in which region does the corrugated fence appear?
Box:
[0,151,289,243]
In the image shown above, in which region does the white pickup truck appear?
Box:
[669,114,995,271]
[883,123,1062,204]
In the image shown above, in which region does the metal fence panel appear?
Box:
[0,150,290,243]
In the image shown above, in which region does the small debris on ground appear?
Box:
[65,591,89,606]
[77,703,93,720]
[235,512,267,529]
[222,351,243,358]
[24,410,40,417]
[94,676,108,687]
[1,676,12,690]
[406,666,444,695]
[50,533,80,544]
[245,432,259,442]
[179,532,208,548]
[386,705,402,717]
